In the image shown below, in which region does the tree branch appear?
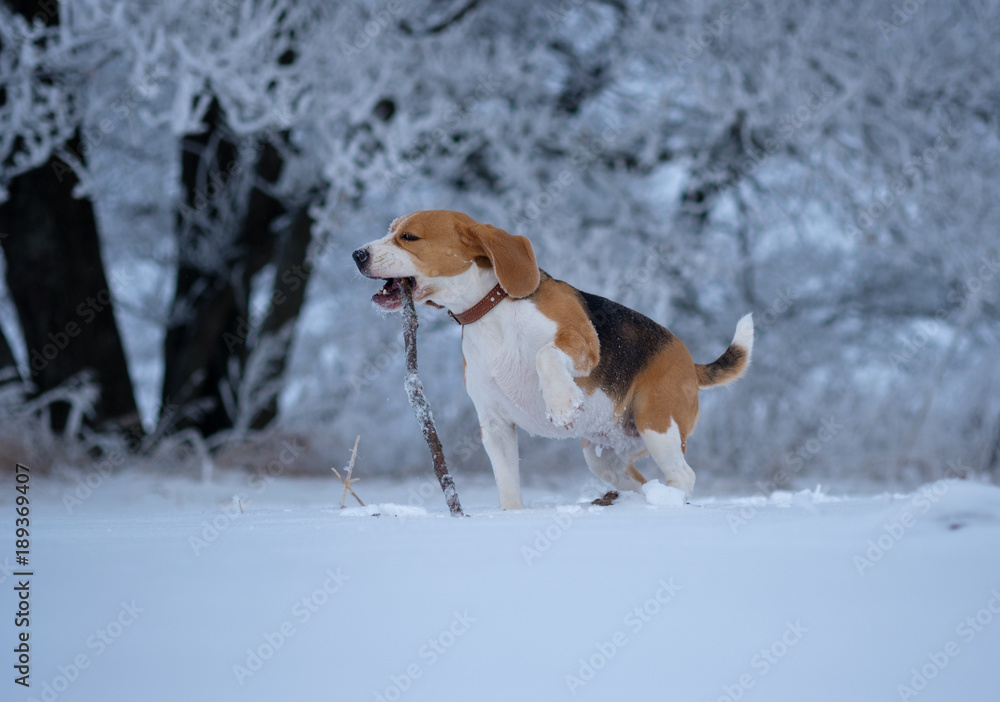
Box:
[400,279,464,517]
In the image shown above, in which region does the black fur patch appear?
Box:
[576,289,674,402]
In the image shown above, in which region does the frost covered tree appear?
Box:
[0,0,142,437]
[0,0,997,486]
[156,0,324,438]
[1,0,323,444]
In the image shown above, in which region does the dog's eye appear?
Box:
[400,232,420,242]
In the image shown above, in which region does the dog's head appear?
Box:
[353,210,540,312]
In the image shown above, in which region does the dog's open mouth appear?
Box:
[372,277,414,311]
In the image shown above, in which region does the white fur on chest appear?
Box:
[462,302,553,433]
[462,301,639,454]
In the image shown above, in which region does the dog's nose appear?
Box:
[352,248,369,270]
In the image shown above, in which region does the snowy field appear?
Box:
[6,470,1000,702]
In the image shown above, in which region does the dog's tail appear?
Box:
[695,314,754,388]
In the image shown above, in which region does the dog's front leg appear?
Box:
[536,343,585,429]
[479,413,523,510]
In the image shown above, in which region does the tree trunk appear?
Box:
[5,0,58,25]
[161,100,246,436]
[0,145,142,435]
[0,324,21,386]
[160,100,313,437]
[250,204,315,430]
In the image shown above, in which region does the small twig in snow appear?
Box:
[332,467,365,507]
[339,435,362,508]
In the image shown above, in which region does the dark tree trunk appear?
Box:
[250,204,315,430]
[5,0,59,26]
[0,324,21,386]
[160,100,314,437]
[160,101,243,436]
[0,145,142,435]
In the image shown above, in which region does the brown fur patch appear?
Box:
[631,341,701,438]
[529,273,600,375]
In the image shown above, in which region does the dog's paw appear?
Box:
[546,395,584,430]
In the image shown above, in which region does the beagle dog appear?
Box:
[353,210,753,509]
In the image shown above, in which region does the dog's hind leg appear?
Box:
[640,423,696,500]
[581,439,644,494]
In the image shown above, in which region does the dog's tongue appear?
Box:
[372,277,411,311]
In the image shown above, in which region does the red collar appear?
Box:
[448,282,508,326]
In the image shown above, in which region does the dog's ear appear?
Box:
[462,222,540,298]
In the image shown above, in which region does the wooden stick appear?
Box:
[339,435,362,508]
[400,279,465,517]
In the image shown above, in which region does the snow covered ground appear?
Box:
[6,470,1000,702]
